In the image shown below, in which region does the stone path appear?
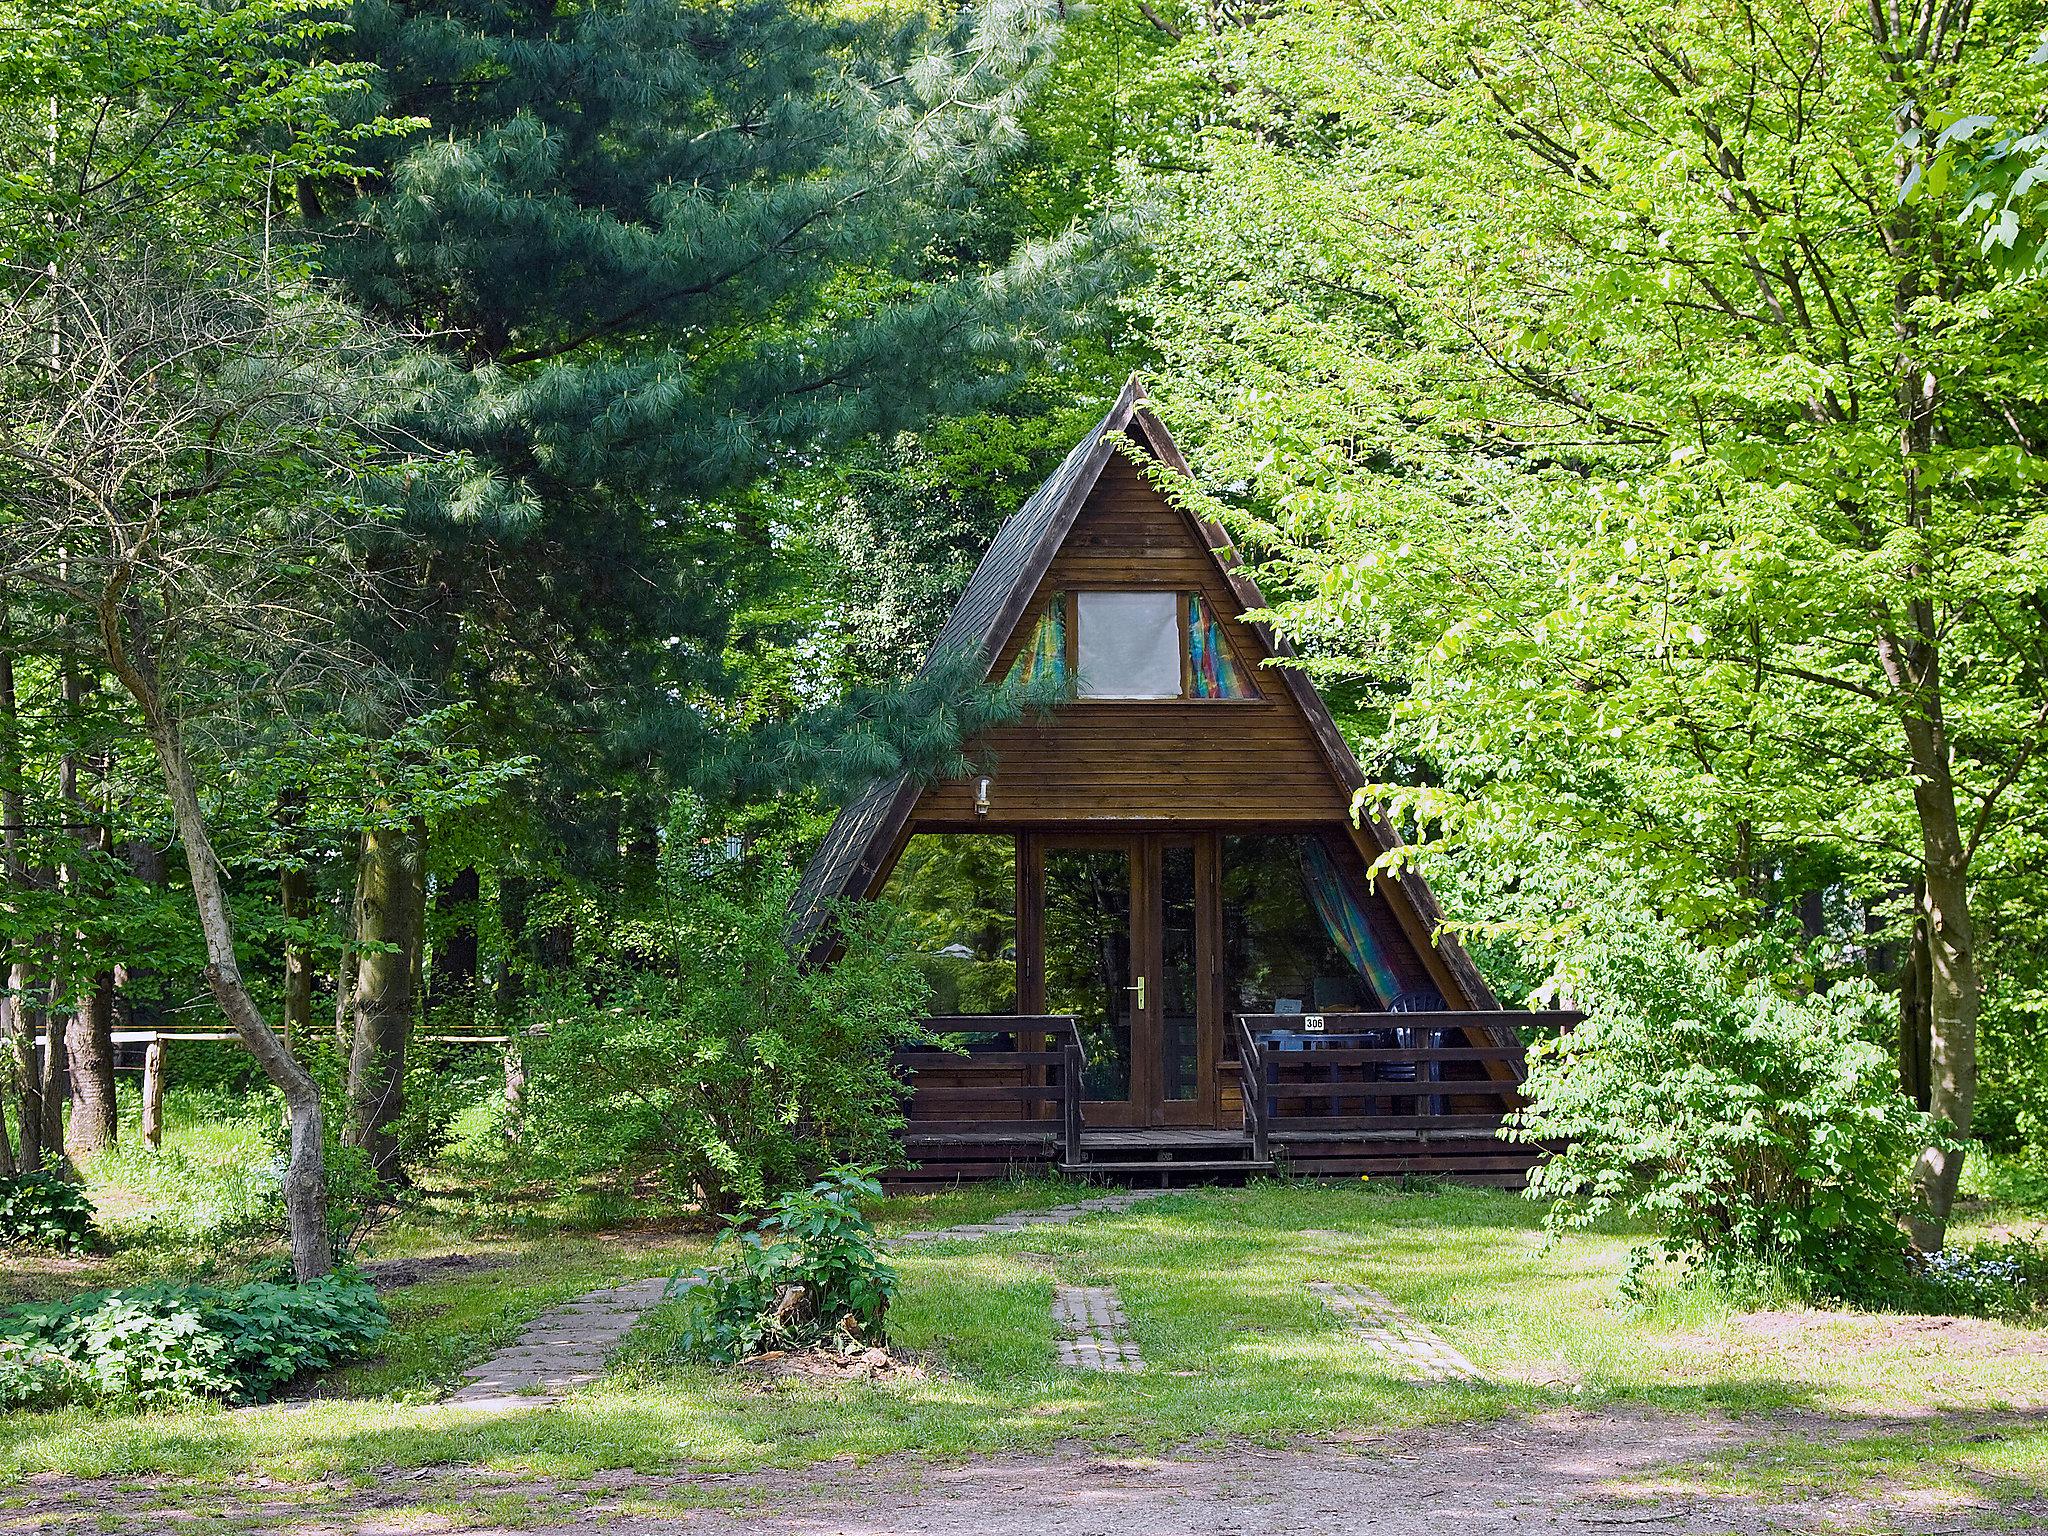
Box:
[884,1190,1163,1247]
[441,1194,1164,1409]
[1053,1283,1144,1372]
[1309,1279,1484,1383]
[447,1275,679,1409]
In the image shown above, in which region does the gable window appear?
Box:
[1076,591,1181,698]
[1008,590,1257,700]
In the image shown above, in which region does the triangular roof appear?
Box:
[791,375,1500,1012]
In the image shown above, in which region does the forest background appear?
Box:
[1,0,2044,1287]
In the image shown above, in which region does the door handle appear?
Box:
[1125,977,1145,1009]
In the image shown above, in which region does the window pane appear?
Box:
[1043,846,1133,1101]
[1159,843,1200,1101]
[1075,590,1180,698]
[1222,835,1374,1014]
[879,834,1016,1016]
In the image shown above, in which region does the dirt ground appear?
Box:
[11,1407,2046,1536]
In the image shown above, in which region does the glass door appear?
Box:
[1039,838,1140,1124]
[1030,832,1220,1128]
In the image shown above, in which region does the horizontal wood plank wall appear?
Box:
[913,456,1348,825]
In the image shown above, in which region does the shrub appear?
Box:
[1507,901,1935,1301]
[0,1172,98,1253]
[520,875,930,1215]
[0,1270,388,1411]
[1910,1240,2048,1320]
[669,1168,896,1363]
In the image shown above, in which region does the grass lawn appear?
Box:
[5,1177,2046,1497]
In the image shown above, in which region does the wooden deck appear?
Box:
[890,1011,1577,1190]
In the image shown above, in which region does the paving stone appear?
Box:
[444,1276,695,1407]
[1053,1283,1143,1372]
[1308,1280,1484,1384]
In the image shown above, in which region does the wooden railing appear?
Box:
[894,1015,1086,1166]
[1234,1014,1270,1163]
[1234,1012,1578,1141]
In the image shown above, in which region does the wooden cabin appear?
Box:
[792,377,1573,1187]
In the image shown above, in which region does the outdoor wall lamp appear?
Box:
[975,776,992,816]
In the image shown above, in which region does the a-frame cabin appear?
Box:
[794,377,1573,1186]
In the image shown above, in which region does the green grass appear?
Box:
[6,1180,2047,1488]
[1622,1418,2048,1528]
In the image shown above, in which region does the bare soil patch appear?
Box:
[1725,1307,2048,1360]
[734,1343,933,1387]
[10,1407,2042,1535]
[357,1252,517,1290]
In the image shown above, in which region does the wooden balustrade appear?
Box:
[893,1015,1086,1166]
[1233,1012,1578,1143]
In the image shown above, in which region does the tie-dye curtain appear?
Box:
[1187,594,1255,698]
[1007,592,1068,690]
[1298,837,1404,1008]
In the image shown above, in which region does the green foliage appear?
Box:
[518,871,931,1215]
[1123,0,2048,1205]
[669,1168,895,1363]
[0,1173,98,1253]
[0,1271,387,1411]
[1509,893,1935,1300]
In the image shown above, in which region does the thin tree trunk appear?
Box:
[346,820,420,1183]
[9,964,42,1172]
[65,970,116,1155]
[38,972,68,1163]
[277,781,313,1054]
[426,865,479,1024]
[0,636,40,1171]
[1881,13,1980,1258]
[0,1083,14,1175]
[65,741,117,1155]
[98,589,331,1280]
[280,863,314,1053]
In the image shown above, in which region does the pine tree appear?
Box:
[303,0,1109,1153]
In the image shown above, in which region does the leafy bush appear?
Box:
[0,1172,99,1253]
[520,874,930,1215]
[0,1270,388,1411]
[1508,900,1935,1301]
[1910,1240,2048,1320]
[669,1168,896,1363]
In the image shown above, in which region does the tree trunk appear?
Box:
[0,1083,13,1175]
[0,637,24,1173]
[426,865,480,1025]
[275,780,315,1055]
[1882,55,1980,1258]
[495,873,530,1018]
[98,593,331,1280]
[65,970,116,1155]
[346,821,421,1184]
[38,972,68,1164]
[9,963,42,1172]
[1898,904,1933,1110]
[280,862,314,1053]
[1876,628,1980,1252]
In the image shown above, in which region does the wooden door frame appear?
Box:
[1022,828,1223,1130]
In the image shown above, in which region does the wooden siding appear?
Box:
[912,457,1349,826]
